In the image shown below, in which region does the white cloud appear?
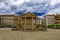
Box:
[19,0,50,13]
[25,0,30,2]
[30,0,45,4]
[50,0,60,6]
[0,12,15,15]
[9,0,24,5]
[0,0,60,16]
[0,3,6,7]
[47,7,60,15]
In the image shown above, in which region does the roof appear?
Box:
[0,15,15,17]
[20,12,37,17]
[44,15,55,17]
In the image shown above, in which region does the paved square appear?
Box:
[0,29,60,40]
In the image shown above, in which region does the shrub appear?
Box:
[48,24,60,29]
[0,24,15,28]
[36,24,47,31]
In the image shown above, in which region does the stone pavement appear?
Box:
[0,29,60,40]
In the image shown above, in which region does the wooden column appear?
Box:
[36,18,38,25]
[25,16,26,26]
[32,17,34,30]
[35,19,36,24]
[32,17,33,26]
[21,18,22,25]
[24,17,26,30]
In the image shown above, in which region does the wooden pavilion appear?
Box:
[14,12,38,30]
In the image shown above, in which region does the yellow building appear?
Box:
[55,14,60,24]
[44,14,60,26]
[14,12,38,30]
[0,15,15,25]
[43,15,55,26]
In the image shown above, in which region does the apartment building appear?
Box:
[43,15,55,26]
[0,15,15,25]
[55,14,60,24]
[43,14,60,26]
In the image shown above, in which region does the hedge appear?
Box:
[48,24,60,29]
[0,24,16,28]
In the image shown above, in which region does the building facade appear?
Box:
[14,12,38,30]
[0,12,45,30]
[0,15,15,25]
[43,15,55,26]
[37,18,42,25]
[43,14,60,26]
[55,14,60,24]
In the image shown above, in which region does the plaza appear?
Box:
[0,29,60,40]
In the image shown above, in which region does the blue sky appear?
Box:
[0,0,60,17]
